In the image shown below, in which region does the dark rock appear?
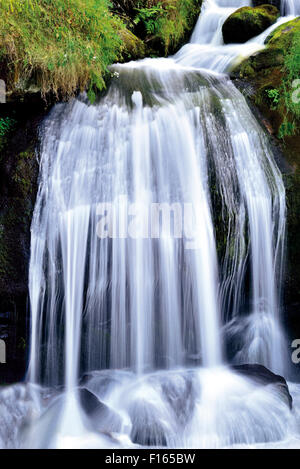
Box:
[231,17,300,308]
[233,364,293,409]
[129,398,168,447]
[253,0,281,9]
[79,388,122,434]
[222,5,280,44]
[0,96,52,384]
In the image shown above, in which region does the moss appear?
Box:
[266,17,300,47]
[232,17,300,304]
[118,28,147,61]
[222,5,280,44]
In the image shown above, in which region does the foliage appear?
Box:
[0,0,124,97]
[282,30,300,120]
[0,117,16,139]
[0,117,16,152]
[267,18,300,137]
[133,0,201,53]
[265,88,280,108]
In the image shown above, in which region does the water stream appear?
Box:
[1,0,300,449]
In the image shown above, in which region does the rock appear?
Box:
[231,17,300,310]
[79,388,122,434]
[253,0,281,9]
[119,29,147,62]
[129,398,168,447]
[0,96,52,384]
[222,5,280,44]
[233,364,293,409]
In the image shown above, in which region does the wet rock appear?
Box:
[233,364,293,409]
[253,0,281,9]
[231,17,300,308]
[79,388,122,434]
[0,97,52,384]
[129,399,168,447]
[222,5,280,44]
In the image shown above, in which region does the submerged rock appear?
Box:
[233,364,293,409]
[79,388,123,434]
[222,5,280,44]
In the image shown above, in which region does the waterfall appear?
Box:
[282,0,300,16]
[19,0,297,449]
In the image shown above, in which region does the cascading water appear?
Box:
[282,0,300,16]
[1,0,300,449]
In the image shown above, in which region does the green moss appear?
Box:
[118,28,146,61]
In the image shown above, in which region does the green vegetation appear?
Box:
[133,0,202,53]
[233,17,300,140]
[0,0,124,97]
[0,0,201,98]
[267,18,300,138]
[0,117,16,152]
[265,87,280,109]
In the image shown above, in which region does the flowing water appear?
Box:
[1,0,300,449]
[282,0,300,16]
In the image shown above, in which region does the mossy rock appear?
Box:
[222,5,280,44]
[266,16,300,48]
[118,29,147,61]
[231,17,300,306]
[232,17,300,138]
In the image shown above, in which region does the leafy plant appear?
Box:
[265,88,280,108]
[0,116,16,152]
[0,117,16,138]
[134,0,201,54]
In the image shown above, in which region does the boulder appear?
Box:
[79,388,122,434]
[233,364,293,409]
[222,5,280,44]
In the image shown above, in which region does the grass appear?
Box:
[0,0,124,98]
[0,0,201,98]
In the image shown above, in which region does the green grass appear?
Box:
[0,0,201,98]
[0,0,124,97]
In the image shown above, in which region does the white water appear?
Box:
[1,0,300,449]
[282,0,300,16]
